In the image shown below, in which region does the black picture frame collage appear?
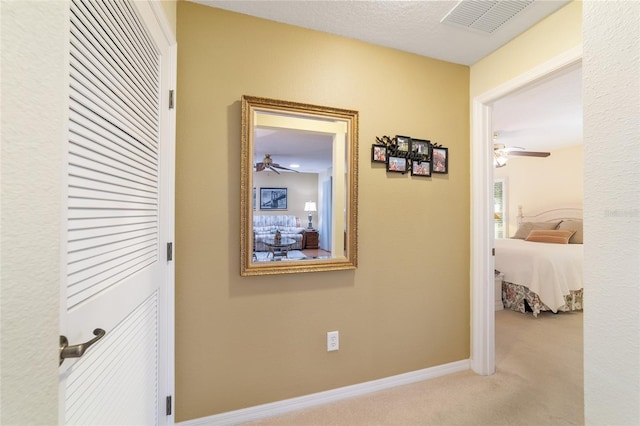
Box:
[371,135,448,176]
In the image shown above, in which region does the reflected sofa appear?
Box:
[253,215,306,252]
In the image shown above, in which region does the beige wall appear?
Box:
[175,2,470,420]
[495,145,583,236]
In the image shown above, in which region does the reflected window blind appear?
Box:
[67,0,160,309]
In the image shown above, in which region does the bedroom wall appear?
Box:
[175,2,470,420]
[494,144,583,236]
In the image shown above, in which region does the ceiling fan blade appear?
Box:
[508,151,550,157]
[267,165,280,174]
[501,146,525,153]
[255,162,265,171]
[272,164,300,173]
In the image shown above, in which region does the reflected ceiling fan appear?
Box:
[255,154,300,174]
[493,133,550,168]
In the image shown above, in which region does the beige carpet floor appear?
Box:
[247,309,584,426]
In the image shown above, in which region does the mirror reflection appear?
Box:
[240,96,358,276]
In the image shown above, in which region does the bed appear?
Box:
[495,207,584,316]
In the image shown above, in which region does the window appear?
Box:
[494,178,508,239]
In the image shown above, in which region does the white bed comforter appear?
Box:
[494,239,583,312]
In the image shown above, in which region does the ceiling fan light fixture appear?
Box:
[494,152,508,168]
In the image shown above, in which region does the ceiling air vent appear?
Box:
[441,0,534,34]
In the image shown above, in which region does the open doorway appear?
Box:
[470,47,583,375]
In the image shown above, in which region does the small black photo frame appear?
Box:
[260,187,287,210]
[395,135,410,152]
[371,144,387,163]
[411,160,431,177]
[387,156,408,173]
[432,147,448,174]
[410,138,431,157]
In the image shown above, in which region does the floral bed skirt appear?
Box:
[502,281,583,317]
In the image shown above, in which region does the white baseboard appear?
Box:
[178,359,470,426]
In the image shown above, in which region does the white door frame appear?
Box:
[151,1,178,420]
[470,46,582,375]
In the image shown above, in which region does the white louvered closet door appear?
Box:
[60,0,174,424]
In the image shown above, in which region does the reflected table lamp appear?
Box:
[304,201,317,229]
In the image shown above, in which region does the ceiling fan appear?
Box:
[255,154,300,174]
[493,133,550,168]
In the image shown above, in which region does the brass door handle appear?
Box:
[59,328,106,366]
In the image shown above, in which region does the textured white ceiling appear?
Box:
[190,0,570,66]
[493,65,582,153]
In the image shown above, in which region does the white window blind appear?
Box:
[493,179,508,239]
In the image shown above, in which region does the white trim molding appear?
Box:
[178,360,469,426]
[470,45,583,376]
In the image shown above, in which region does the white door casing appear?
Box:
[59,0,175,424]
[470,46,582,375]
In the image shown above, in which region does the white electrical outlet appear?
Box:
[327,331,339,351]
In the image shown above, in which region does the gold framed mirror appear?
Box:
[241,96,358,276]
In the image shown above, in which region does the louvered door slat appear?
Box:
[68,216,157,231]
[68,40,157,138]
[67,237,157,273]
[67,242,157,280]
[71,1,158,110]
[68,179,156,204]
[67,252,156,308]
[68,192,157,211]
[69,186,156,208]
[69,21,158,119]
[69,122,157,175]
[95,0,159,88]
[70,84,156,151]
[70,107,157,164]
[68,41,157,146]
[68,208,156,221]
[69,51,157,138]
[67,228,156,258]
[68,22,157,149]
[68,150,157,187]
[69,163,156,194]
[66,231,156,256]
[67,215,156,231]
[83,0,158,94]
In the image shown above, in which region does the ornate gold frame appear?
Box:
[240,96,359,276]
